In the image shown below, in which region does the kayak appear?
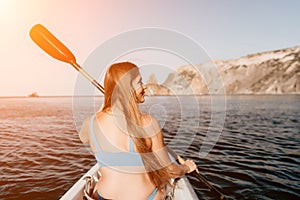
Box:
[60,163,199,200]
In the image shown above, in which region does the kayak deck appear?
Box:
[60,163,199,200]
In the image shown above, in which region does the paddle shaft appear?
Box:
[70,61,104,94]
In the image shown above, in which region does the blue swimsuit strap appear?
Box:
[89,115,175,166]
[147,188,158,200]
[90,114,136,152]
[89,115,144,166]
[129,136,135,152]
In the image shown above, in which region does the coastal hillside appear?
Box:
[146,45,300,95]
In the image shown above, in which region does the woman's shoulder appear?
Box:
[141,114,158,126]
[141,114,162,137]
[81,115,93,128]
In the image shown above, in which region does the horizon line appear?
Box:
[0,94,299,98]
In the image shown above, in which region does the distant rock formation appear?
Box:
[146,74,171,96]
[145,45,300,95]
[27,92,39,97]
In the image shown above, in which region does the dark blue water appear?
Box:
[0,95,299,200]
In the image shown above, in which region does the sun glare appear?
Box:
[0,0,10,10]
[0,0,15,20]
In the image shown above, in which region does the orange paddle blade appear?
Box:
[29,24,76,64]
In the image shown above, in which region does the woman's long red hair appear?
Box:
[102,62,173,190]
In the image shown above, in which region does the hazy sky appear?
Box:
[0,0,299,96]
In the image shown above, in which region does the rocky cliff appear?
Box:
[145,45,300,95]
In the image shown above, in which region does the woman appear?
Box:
[79,62,197,200]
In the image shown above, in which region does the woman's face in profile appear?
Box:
[132,72,146,103]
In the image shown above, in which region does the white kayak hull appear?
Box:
[60,163,199,200]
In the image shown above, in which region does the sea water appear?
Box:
[0,95,299,200]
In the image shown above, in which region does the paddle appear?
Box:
[29,24,226,200]
[29,24,104,94]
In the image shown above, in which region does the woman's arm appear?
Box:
[147,115,197,178]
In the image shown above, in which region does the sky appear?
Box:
[0,0,300,96]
